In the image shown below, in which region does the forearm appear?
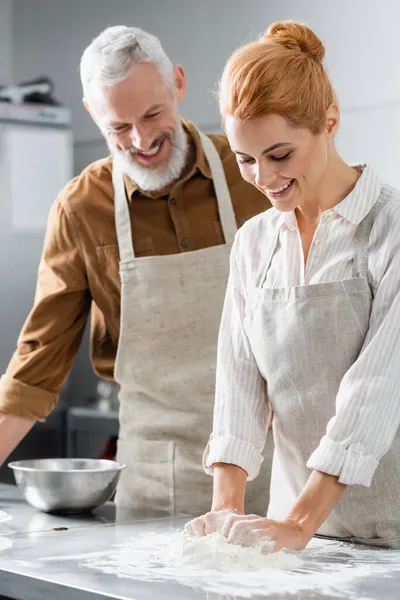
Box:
[0,413,35,466]
[211,463,248,513]
[287,470,347,539]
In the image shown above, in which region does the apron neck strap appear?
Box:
[112,126,237,262]
[198,130,237,245]
[352,202,378,279]
[256,201,379,288]
[112,156,135,263]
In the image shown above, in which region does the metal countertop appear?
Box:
[1,483,400,600]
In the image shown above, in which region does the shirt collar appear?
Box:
[334,164,383,224]
[123,119,212,201]
[276,164,383,230]
[277,210,297,231]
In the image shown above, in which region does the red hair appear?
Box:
[219,21,337,134]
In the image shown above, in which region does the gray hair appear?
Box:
[80,25,174,99]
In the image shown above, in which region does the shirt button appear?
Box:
[314,239,321,246]
[170,198,176,206]
[180,239,188,249]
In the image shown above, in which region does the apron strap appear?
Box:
[112,156,135,264]
[257,200,380,288]
[256,229,280,288]
[198,131,237,245]
[112,126,237,264]
[352,202,379,279]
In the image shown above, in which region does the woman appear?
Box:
[185,21,400,552]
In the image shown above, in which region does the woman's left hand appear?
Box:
[220,513,313,553]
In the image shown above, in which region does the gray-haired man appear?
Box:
[0,26,272,516]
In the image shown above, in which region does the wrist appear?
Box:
[286,470,346,539]
[211,503,242,514]
[212,462,247,514]
[0,413,35,465]
[284,516,316,546]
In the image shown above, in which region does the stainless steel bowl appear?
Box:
[8,458,126,514]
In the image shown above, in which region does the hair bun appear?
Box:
[261,21,325,63]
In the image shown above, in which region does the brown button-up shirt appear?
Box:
[0,121,270,421]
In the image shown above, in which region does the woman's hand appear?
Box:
[185,470,345,553]
[219,513,312,552]
[185,509,311,552]
[185,509,240,537]
[185,462,248,536]
[185,511,311,552]
[218,471,346,552]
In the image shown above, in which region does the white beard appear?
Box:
[108,119,188,192]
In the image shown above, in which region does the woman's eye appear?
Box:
[237,152,292,165]
[270,152,292,162]
[238,157,255,165]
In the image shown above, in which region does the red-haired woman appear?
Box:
[186,21,400,552]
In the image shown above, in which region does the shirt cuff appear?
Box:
[0,375,58,421]
[307,435,379,487]
[203,434,264,481]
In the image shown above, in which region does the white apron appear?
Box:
[245,203,400,546]
[113,128,272,516]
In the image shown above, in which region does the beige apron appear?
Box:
[113,129,271,516]
[245,203,400,546]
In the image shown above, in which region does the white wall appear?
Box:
[264,0,400,110]
[246,0,400,187]
[13,0,275,138]
[12,0,280,172]
[0,0,13,84]
[13,0,400,185]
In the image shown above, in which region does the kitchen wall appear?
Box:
[0,0,71,482]
[13,0,280,172]
[13,0,400,181]
[0,0,13,85]
[0,0,55,380]
[7,0,400,409]
[259,0,400,187]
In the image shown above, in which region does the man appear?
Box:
[0,26,272,515]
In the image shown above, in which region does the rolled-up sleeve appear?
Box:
[308,232,400,486]
[0,197,91,421]
[203,235,271,480]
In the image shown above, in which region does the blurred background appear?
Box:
[1,0,399,481]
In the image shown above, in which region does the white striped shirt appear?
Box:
[204,165,400,487]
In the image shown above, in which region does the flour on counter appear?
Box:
[79,530,400,599]
[0,536,12,552]
[0,510,12,523]
[161,531,300,570]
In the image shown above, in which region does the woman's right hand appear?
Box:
[185,462,248,536]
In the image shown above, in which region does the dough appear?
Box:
[0,536,12,552]
[160,532,301,571]
[0,510,12,523]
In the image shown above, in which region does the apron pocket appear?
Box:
[115,439,175,516]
